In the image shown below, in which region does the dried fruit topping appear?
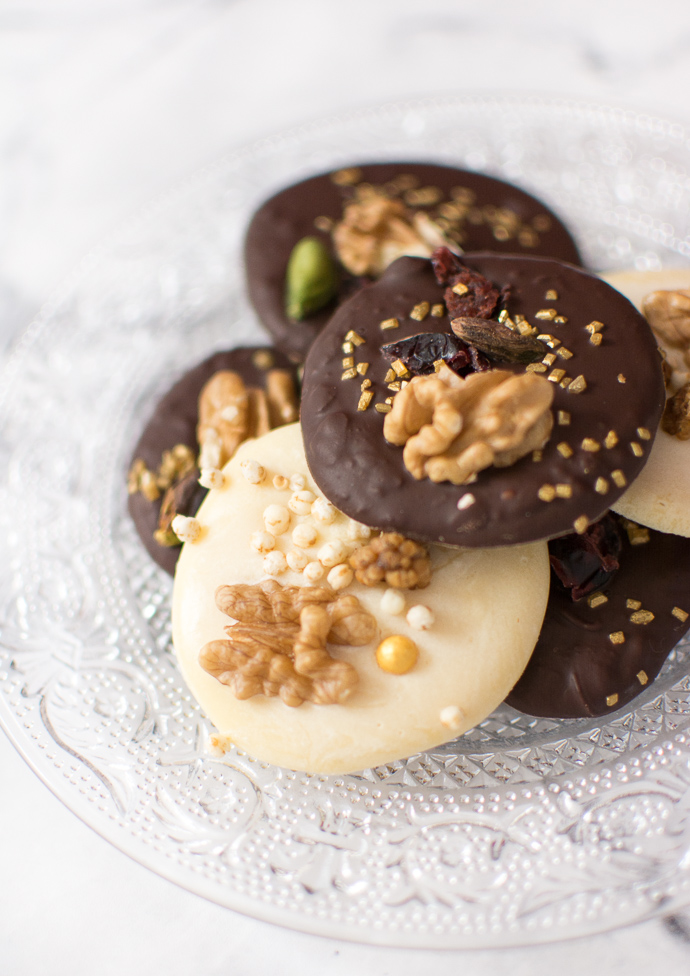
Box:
[431,247,500,320]
[381,332,489,378]
[548,513,623,601]
[349,532,432,589]
[451,316,548,365]
[661,381,690,439]
[154,468,208,547]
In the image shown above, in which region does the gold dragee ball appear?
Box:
[376,635,419,675]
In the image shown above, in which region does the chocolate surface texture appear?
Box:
[300,254,666,547]
[507,518,690,717]
[128,347,297,575]
[245,163,582,362]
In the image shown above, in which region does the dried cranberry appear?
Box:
[430,246,500,320]
[382,332,478,377]
[548,513,623,601]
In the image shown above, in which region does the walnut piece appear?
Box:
[383,365,554,485]
[662,381,690,439]
[642,290,690,391]
[200,580,376,707]
[349,532,431,590]
[197,368,299,470]
[332,186,450,277]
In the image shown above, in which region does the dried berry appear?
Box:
[451,316,548,365]
[155,468,208,547]
[548,513,623,601]
[430,246,500,320]
[381,332,474,377]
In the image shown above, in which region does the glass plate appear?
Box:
[2,94,690,949]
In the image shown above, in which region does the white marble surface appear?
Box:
[4,1,690,972]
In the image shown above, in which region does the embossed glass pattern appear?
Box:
[2,96,690,948]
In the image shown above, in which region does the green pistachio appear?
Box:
[285,236,339,321]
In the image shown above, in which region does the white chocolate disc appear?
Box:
[602,269,690,536]
[172,423,550,774]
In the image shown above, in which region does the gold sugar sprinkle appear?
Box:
[588,593,608,609]
[604,430,618,449]
[342,356,354,369]
[536,308,558,320]
[555,483,573,498]
[344,329,365,346]
[433,359,445,372]
[380,317,399,331]
[342,340,354,354]
[452,283,469,296]
[538,484,556,502]
[542,353,557,367]
[514,314,528,326]
[527,363,548,373]
[498,309,508,322]
[357,390,374,411]
[548,368,566,383]
[637,427,651,440]
[375,403,392,414]
[618,373,626,384]
[387,380,402,392]
[517,321,536,336]
[625,522,650,545]
[431,303,445,317]
[611,469,626,488]
[595,477,609,494]
[537,333,561,348]
[533,214,552,232]
[554,315,568,325]
[631,609,655,625]
[626,599,642,610]
[558,411,571,425]
[557,442,574,458]
[341,368,357,381]
[574,515,589,534]
[581,438,600,452]
[568,375,587,394]
[502,315,516,330]
[637,671,648,686]
[608,632,625,645]
[532,450,543,462]
[586,321,604,334]
[560,376,573,389]
[590,332,603,347]
[630,441,644,457]
[606,693,620,707]
[360,378,371,389]
[410,301,430,321]
[545,289,558,301]
[384,396,393,405]
[383,368,396,383]
[332,167,362,186]
[392,359,409,376]
[672,606,689,622]
[356,362,369,376]
[314,215,333,232]
[493,226,510,241]
[557,347,573,359]
[252,350,274,370]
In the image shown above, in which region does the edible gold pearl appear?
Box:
[376,635,419,675]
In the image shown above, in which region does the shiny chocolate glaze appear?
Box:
[507,519,690,717]
[245,163,582,362]
[300,254,666,547]
[128,347,297,575]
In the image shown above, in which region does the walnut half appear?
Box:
[383,365,554,485]
[199,580,376,707]
[642,289,690,392]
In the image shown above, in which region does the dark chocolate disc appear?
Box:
[128,347,298,575]
[507,519,690,717]
[245,163,582,362]
[300,254,666,547]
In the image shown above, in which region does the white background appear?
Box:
[3,1,690,972]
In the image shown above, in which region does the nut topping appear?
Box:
[200,581,376,706]
[349,532,431,589]
[661,381,690,439]
[642,289,690,390]
[383,364,554,485]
